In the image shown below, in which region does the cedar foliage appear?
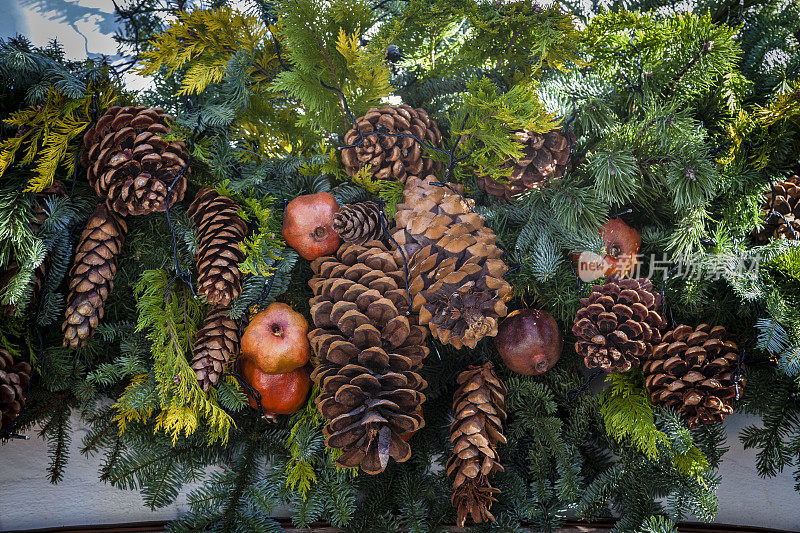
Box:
[0,0,799,531]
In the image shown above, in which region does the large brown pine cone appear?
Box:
[1,181,67,316]
[477,129,575,202]
[191,305,239,392]
[308,241,429,474]
[643,324,742,429]
[572,277,667,373]
[83,106,189,217]
[187,188,247,308]
[446,362,507,527]
[333,201,384,244]
[753,175,800,242]
[62,203,127,349]
[0,349,32,432]
[341,105,443,182]
[391,176,512,349]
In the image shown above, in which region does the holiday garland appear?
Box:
[0,0,799,531]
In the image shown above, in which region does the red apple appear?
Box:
[241,302,311,374]
[240,358,311,417]
[282,192,341,260]
[494,309,563,375]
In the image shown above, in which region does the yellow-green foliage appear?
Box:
[139,7,269,96]
[0,85,118,192]
[450,77,559,182]
[270,0,392,135]
[600,371,708,477]
[115,270,235,445]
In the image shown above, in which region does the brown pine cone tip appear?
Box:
[308,240,430,474]
[332,201,384,244]
[477,129,576,202]
[572,276,667,374]
[643,323,743,429]
[341,105,443,182]
[446,362,507,527]
[62,203,127,349]
[187,188,247,308]
[191,305,240,392]
[754,175,800,242]
[392,176,512,349]
[0,349,32,431]
[1,181,68,316]
[83,105,189,217]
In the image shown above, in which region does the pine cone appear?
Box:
[391,176,512,349]
[477,129,575,202]
[0,349,32,432]
[308,241,429,474]
[62,203,127,349]
[1,181,67,316]
[187,188,247,307]
[643,324,742,429]
[753,175,800,242]
[341,105,443,181]
[446,362,507,527]
[572,276,667,373]
[83,106,189,217]
[333,201,384,244]
[191,305,240,392]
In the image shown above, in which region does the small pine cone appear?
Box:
[308,241,429,474]
[446,362,507,527]
[0,349,32,431]
[572,276,667,373]
[191,305,240,392]
[83,106,189,217]
[477,129,575,202]
[62,203,127,349]
[187,188,247,307]
[332,201,384,244]
[643,324,743,429]
[341,105,443,181]
[392,176,512,349]
[753,175,800,242]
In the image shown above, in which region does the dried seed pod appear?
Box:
[753,175,800,242]
[0,349,32,431]
[83,106,189,216]
[572,276,667,373]
[446,362,507,526]
[643,323,743,428]
[333,201,384,244]
[191,305,240,392]
[308,241,429,474]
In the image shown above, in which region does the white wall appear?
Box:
[0,412,799,531]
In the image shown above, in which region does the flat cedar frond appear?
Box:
[117,269,235,445]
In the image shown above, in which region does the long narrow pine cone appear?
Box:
[643,324,743,428]
[391,176,512,349]
[477,129,575,202]
[753,175,800,242]
[62,203,127,349]
[187,188,247,307]
[341,105,443,181]
[191,305,240,392]
[446,362,507,527]
[0,349,32,432]
[1,181,67,315]
[308,241,429,474]
[572,276,667,373]
[333,201,384,244]
[83,106,189,217]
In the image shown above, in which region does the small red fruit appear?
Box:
[282,192,341,260]
[241,302,311,374]
[494,309,563,375]
[599,218,640,277]
[240,358,311,416]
